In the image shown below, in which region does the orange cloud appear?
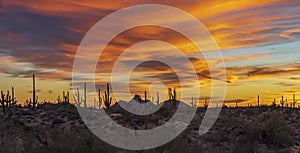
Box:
[279,27,300,40]
[5,0,299,50]
[1,0,300,104]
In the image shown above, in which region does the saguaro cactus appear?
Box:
[144,91,147,102]
[272,98,276,107]
[83,82,87,108]
[73,87,82,107]
[204,99,208,108]
[280,95,284,108]
[93,98,97,108]
[98,89,101,109]
[11,87,17,105]
[1,91,7,114]
[32,74,38,107]
[191,97,194,107]
[57,96,61,103]
[168,88,176,101]
[144,90,148,130]
[257,94,260,107]
[62,91,70,103]
[168,88,171,101]
[168,88,177,105]
[0,87,17,115]
[173,89,176,101]
[156,91,159,105]
[292,94,297,108]
[72,83,86,108]
[103,83,112,108]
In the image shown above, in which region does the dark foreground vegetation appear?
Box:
[0,102,299,153]
[1,75,299,152]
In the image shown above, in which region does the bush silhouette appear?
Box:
[263,112,295,148]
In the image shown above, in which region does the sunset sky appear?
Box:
[0,1,300,106]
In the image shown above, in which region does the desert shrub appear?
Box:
[230,110,296,152]
[259,106,270,112]
[231,140,256,153]
[52,117,65,125]
[150,132,200,153]
[263,112,295,148]
[231,124,261,153]
[244,108,257,116]
[67,112,81,120]
[28,129,119,153]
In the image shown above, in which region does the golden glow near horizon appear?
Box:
[0,1,300,106]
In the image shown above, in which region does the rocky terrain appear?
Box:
[0,102,299,153]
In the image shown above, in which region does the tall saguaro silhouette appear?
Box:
[33,74,35,106]
[98,89,101,109]
[280,95,284,108]
[257,94,260,107]
[84,82,87,108]
[32,74,38,107]
[292,94,297,108]
[156,91,159,105]
[103,83,112,108]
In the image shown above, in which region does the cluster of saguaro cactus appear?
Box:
[57,91,70,104]
[168,88,176,104]
[256,94,298,108]
[191,97,195,107]
[73,82,87,108]
[0,87,17,115]
[73,87,82,107]
[204,98,209,108]
[103,83,112,108]
[62,91,70,103]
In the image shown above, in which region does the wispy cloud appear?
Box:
[1,1,300,103]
